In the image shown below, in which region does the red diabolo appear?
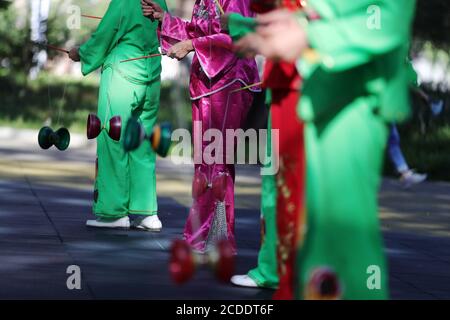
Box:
[214,239,235,282]
[169,240,196,284]
[168,239,236,285]
[86,113,122,141]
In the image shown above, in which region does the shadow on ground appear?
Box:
[0,143,449,299]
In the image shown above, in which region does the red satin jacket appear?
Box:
[251,0,304,90]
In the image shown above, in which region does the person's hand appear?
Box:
[234,33,265,59]
[141,0,165,22]
[68,47,80,62]
[220,13,231,32]
[256,9,308,61]
[238,9,308,62]
[167,40,194,60]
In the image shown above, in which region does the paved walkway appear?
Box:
[0,130,449,299]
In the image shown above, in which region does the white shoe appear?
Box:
[400,170,427,189]
[230,275,258,288]
[86,216,130,229]
[133,215,162,232]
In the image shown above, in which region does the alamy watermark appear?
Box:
[66,265,81,290]
[66,5,81,30]
[367,5,382,30]
[170,121,280,175]
[366,265,382,290]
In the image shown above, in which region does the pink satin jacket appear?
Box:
[159,0,261,100]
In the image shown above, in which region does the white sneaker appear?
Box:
[133,215,162,232]
[230,275,258,288]
[400,170,427,189]
[86,216,130,229]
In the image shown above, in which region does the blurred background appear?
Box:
[0,0,449,179]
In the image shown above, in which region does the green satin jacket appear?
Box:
[79,0,168,84]
[298,0,417,123]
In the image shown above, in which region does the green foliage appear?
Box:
[0,71,99,131]
[0,3,31,72]
[414,0,450,50]
[0,0,11,10]
[0,0,448,180]
[0,0,103,74]
[0,70,191,133]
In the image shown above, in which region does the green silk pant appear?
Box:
[248,113,279,289]
[93,66,160,219]
[296,102,389,300]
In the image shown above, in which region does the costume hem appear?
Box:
[128,209,158,215]
[247,269,279,290]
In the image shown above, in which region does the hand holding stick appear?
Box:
[235,9,310,62]
[166,40,194,60]
[68,47,81,62]
[141,0,165,22]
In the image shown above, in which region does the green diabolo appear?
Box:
[38,127,70,151]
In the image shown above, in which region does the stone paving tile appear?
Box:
[389,277,435,300]
[0,240,92,299]
[1,143,450,299]
[394,273,450,290]
[389,258,450,277]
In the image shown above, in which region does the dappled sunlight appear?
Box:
[379,178,450,239]
[1,131,449,300]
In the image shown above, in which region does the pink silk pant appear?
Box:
[183,83,254,253]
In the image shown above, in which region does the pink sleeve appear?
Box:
[159,13,191,52]
[192,33,235,79]
[192,0,250,79]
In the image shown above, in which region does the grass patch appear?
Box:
[0,71,99,133]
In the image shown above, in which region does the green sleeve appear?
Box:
[79,0,124,75]
[301,0,416,74]
[226,13,257,42]
[297,0,417,123]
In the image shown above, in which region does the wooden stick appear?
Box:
[121,38,235,64]
[34,43,69,54]
[120,53,164,63]
[214,0,225,15]
[81,14,102,20]
[231,82,263,93]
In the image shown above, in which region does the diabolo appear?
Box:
[169,239,235,285]
[123,117,172,157]
[86,113,122,141]
[38,127,71,151]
